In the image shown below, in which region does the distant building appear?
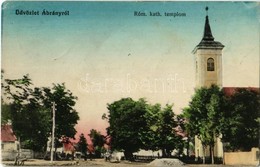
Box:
[1,124,19,151]
[60,136,76,155]
[1,124,20,160]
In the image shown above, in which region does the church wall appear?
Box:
[194,49,224,159]
[195,135,223,159]
[214,135,223,157]
[224,147,259,165]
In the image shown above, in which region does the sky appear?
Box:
[1,1,259,140]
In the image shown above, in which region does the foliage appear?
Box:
[140,103,181,157]
[183,85,224,164]
[106,98,148,160]
[77,133,88,155]
[221,88,260,151]
[106,98,183,160]
[151,104,179,157]
[2,74,79,151]
[1,70,11,124]
[139,103,161,151]
[88,129,105,157]
[1,103,12,124]
[176,114,192,156]
[42,83,79,140]
[183,86,260,162]
[3,75,51,151]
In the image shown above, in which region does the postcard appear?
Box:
[1,1,259,166]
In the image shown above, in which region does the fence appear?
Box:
[134,155,157,162]
[2,149,34,161]
[224,147,259,166]
[20,149,33,159]
[1,150,18,161]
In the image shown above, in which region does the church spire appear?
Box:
[202,7,214,41]
[192,7,224,54]
[192,6,224,53]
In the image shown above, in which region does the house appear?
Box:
[61,136,76,155]
[1,124,19,160]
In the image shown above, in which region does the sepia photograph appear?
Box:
[1,1,259,166]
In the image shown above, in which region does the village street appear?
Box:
[1,159,256,167]
[1,2,259,167]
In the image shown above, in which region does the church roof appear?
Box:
[202,15,214,41]
[1,124,17,142]
[193,8,224,53]
[223,87,259,96]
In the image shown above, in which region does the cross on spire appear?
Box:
[205,6,208,16]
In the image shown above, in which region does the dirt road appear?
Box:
[1,158,256,167]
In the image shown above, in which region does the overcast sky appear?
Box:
[2,1,259,139]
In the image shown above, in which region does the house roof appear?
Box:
[1,124,17,142]
[174,126,187,138]
[223,87,259,97]
[87,144,95,153]
[63,142,75,152]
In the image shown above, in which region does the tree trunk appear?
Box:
[209,146,212,163]
[211,145,214,164]
[187,137,190,157]
[162,149,167,158]
[202,146,206,164]
[124,150,133,161]
[166,149,171,157]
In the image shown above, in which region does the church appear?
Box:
[193,7,224,89]
[192,7,259,160]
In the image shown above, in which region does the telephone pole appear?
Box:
[50,102,55,163]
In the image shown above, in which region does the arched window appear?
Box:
[207,58,214,71]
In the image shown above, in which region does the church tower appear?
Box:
[193,7,224,88]
[193,7,225,159]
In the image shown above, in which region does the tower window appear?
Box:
[207,58,214,71]
[196,61,198,72]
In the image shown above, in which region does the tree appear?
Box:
[140,103,161,152]
[1,103,11,125]
[3,74,80,152]
[42,83,80,153]
[3,74,51,151]
[176,113,192,157]
[221,88,260,151]
[88,129,105,158]
[155,104,178,157]
[205,94,223,164]
[77,133,88,156]
[106,98,149,160]
[42,83,79,139]
[141,103,181,157]
[106,98,183,160]
[1,70,11,124]
[183,85,224,164]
